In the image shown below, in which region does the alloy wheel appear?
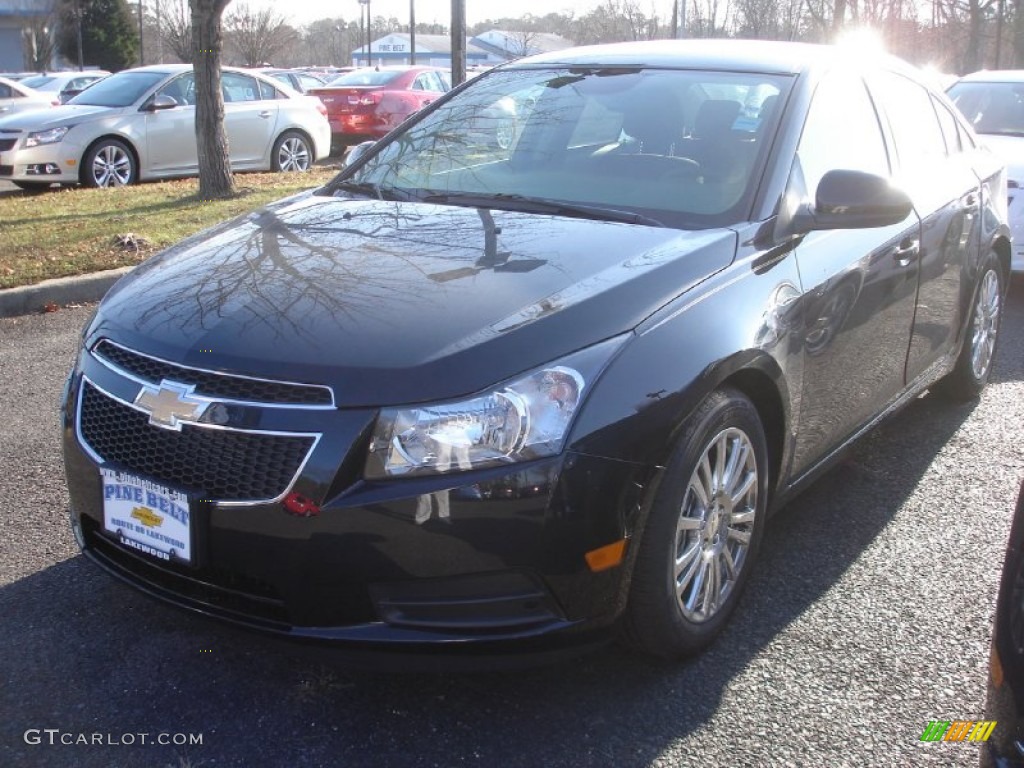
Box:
[91,144,133,187]
[674,426,758,623]
[277,137,311,171]
[970,268,1001,380]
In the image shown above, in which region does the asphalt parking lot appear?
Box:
[1,281,1022,768]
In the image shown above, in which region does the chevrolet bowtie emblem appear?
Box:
[134,381,210,431]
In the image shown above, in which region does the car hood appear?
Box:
[978,134,1024,182]
[91,193,737,407]
[0,103,117,130]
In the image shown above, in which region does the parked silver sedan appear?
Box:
[0,75,58,117]
[0,64,331,190]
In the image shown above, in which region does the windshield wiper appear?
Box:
[419,192,664,227]
[327,180,411,201]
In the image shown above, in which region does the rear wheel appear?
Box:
[272,131,313,172]
[622,388,768,659]
[934,253,1004,401]
[81,139,137,188]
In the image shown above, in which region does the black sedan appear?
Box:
[61,40,1010,662]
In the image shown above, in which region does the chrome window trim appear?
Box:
[91,338,336,410]
[76,376,322,508]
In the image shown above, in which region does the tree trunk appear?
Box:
[964,0,985,72]
[1013,0,1024,66]
[190,0,235,200]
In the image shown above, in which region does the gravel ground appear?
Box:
[1,279,1022,768]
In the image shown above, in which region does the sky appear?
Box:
[244,0,618,27]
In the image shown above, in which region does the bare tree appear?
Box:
[161,0,194,63]
[506,26,540,57]
[301,17,357,67]
[21,1,59,71]
[190,0,234,200]
[735,0,784,37]
[687,0,734,37]
[223,2,297,67]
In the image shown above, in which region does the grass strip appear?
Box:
[0,168,337,290]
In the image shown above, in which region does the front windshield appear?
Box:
[947,81,1024,136]
[67,71,167,107]
[335,67,790,228]
[330,69,402,87]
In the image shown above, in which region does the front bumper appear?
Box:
[62,341,653,656]
[0,140,82,184]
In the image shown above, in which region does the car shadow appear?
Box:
[1,290,1021,767]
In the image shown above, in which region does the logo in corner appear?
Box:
[920,720,996,742]
[134,381,209,431]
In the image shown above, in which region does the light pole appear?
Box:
[410,0,416,65]
[358,0,371,67]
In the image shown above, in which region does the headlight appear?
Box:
[24,126,69,147]
[365,336,627,478]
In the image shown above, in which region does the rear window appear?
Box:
[21,75,55,89]
[329,70,402,87]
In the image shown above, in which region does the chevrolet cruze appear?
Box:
[62,41,1010,662]
[0,64,330,191]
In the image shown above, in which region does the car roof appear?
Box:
[954,69,1024,83]
[32,70,109,79]
[510,39,915,78]
[114,64,287,80]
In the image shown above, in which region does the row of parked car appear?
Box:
[0,63,459,190]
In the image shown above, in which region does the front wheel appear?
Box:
[81,139,137,188]
[622,388,768,659]
[934,253,1005,401]
[272,131,313,172]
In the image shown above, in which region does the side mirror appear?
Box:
[343,140,376,168]
[791,169,913,234]
[144,94,179,112]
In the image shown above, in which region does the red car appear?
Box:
[309,66,450,152]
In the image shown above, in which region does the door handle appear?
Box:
[893,239,920,266]
[258,110,273,119]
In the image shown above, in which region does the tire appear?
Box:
[622,387,769,659]
[272,131,313,172]
[81,138,137,188]
[934,253,1005,402]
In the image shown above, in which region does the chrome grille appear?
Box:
[93,339,334,406]
[78,381,316,503]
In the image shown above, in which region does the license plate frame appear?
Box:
[100,467,195,566]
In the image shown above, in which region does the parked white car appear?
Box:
[0,64,332,190]
[0,75,58,117]
[19,70,109,103]
[948,70,1024,271]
